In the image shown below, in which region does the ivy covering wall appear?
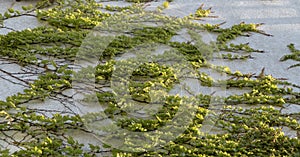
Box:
[0,0,299,156]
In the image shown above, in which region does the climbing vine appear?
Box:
[280,43,300,69]
[0,0,299,156]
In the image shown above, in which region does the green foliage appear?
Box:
[37,0,111,29]
[105,4,134,12]
[280,43,300,69]
[188,4,214,19]
[0,27,86,64]
[225,75,290,105]
[128,62,177,102]
[216,23,260,44]
[0,0,299,156]
[101,26,176,58]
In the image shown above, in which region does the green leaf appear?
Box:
[8,8,14,13]
[4,12,11,18]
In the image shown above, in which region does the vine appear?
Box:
[0,0,299,156]
[280,43,300,69]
